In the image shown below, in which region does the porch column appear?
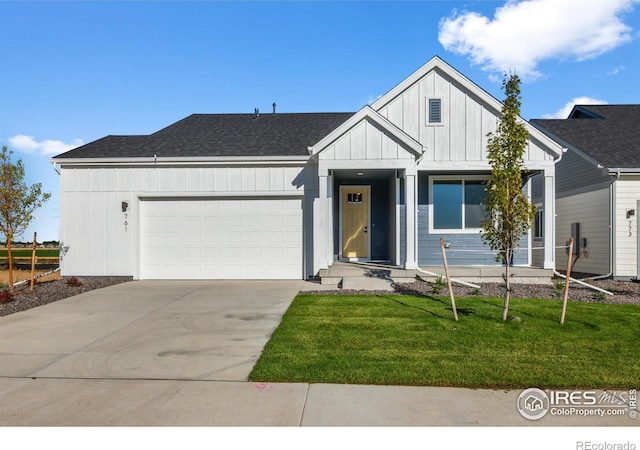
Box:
[326,172,334,267]
[315,175,330,271]
[543,167,555,269]
[405,174,416,269]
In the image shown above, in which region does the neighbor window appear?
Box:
[431,178,487,231]
[428,98,442,123]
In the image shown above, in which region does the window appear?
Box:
[428,98,442,123]
[431,178,487,231]
[347,192,363,204]
[533,209,543,238]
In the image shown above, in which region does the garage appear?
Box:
[140,197,303,279]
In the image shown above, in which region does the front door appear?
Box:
[341,186,369,259]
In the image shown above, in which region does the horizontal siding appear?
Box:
[417,174,528,266]
[556,150,609,196]
[555,188,610,275]
[614,177,640,278]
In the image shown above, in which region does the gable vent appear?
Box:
[429,98,442,123]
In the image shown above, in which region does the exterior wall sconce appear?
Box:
[122,201,129,212]
[627,209,635,219]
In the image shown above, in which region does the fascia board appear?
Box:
[50,155,309,166]
[309,106,423,156]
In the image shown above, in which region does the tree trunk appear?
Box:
[502,248,511,321]
[7,239,14,293]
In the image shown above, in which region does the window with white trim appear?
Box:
[430,177,487,232]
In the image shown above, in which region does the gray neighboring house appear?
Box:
[51,56,562,280]
[531,105,640,280]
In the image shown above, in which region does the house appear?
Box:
[531,105,640,280]
[51,56,563,280]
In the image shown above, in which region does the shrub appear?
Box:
[65,276,83,287]
[0,289,14,304]
[431,275,447,295]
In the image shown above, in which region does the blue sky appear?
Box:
[2,0,639,242]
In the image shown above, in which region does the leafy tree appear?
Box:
[0,146,51,291]
[481,74,536,321]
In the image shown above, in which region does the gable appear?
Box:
[310,106,423,162]
[371,56,561,164]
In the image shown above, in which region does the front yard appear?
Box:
[249,293,640,389]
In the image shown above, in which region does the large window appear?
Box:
[431,178,487,231]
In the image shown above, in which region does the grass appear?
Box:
[0,248,59,260]
[249,293,640,389]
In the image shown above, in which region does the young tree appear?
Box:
[0,146,51,291]
[481,74,535,321]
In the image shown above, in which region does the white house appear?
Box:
[52,56,563,280]
[532,105,640,280]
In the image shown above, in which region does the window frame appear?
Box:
[428,175,488,234]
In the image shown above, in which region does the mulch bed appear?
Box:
[0,277,132,316]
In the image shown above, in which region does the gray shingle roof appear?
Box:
[53,112,355,159]
[531,105,640,169]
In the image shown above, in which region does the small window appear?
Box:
[428,98,442,123]
[533,209,543,238]
[347,192,363,204]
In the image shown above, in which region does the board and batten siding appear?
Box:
[376,69,554,165]
[59,164,314,278]
[555,187,610,276]
[614,176,640,279]
[318,118,414,162]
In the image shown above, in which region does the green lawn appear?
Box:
[0,248,59,259]
[249,293,640,389]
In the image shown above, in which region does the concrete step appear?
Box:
[341,277,394,291]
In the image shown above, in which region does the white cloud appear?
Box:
[438,0,639,81]
[542,96,608,119]
[607,65,626,75]
[8,135,84,156]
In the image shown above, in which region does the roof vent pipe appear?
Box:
[254,108,259,117]
[272,102,277,114]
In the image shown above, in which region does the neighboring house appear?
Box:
[531,105,640,280]
[52,56,562,280]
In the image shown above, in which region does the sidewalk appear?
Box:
[0,378,636,426]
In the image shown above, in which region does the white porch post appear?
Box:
[315,174,330,271]
[326,172,334,267]
[405,173,417,269]
[543,167,555,269]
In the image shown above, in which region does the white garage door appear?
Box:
[140,198,303,279]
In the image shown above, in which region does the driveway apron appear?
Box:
[0,280,304,381]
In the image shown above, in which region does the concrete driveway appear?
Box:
[0,280,305,381]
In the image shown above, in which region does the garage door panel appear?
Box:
[141,198,302,279]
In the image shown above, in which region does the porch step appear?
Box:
[341,277,395,291]
[318,262,417,290]
[319,262,415,279]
